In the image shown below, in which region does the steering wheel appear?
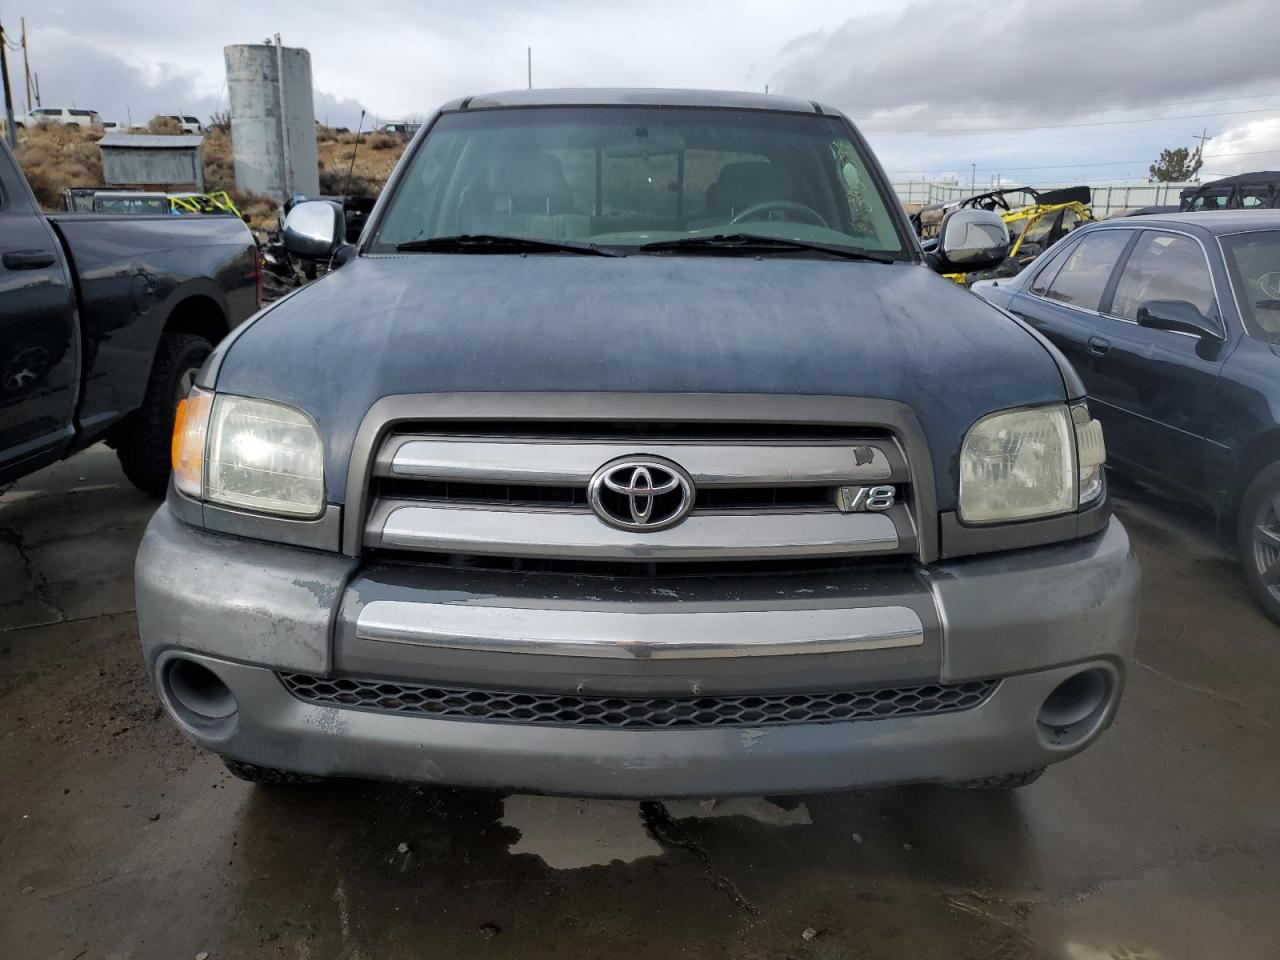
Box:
[730,200,829,228]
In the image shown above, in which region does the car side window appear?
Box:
[1028,238,1078,295]
[1110,231,1214,321]
[1041,230,1131,309]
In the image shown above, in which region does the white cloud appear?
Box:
[1202,118,1280,179]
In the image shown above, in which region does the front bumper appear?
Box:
[136,505,1140,797]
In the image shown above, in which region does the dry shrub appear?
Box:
[316,132,406,198]
[366,132,398,151]
[229,189,277,229]
[318,165,379,197]
[201,127,236,193]
[15,125,104,208]
[147,116,184,135]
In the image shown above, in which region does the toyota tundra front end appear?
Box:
[136,89,1139,796]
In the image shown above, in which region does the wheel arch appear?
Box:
[161,292,231,347]
[1226,429,1280,523]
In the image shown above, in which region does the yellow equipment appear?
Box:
[168,191,242,217]
[912,186,1093,286]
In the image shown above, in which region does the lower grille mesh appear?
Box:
[278,674,998,729]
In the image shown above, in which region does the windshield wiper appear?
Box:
[639,233,898,263]
[395,234,622,257]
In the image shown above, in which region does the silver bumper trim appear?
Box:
[355,599,925,659]
[383,437,895,486]
[366,501,901,559]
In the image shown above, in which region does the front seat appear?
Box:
[456,150,578,235]
[691,161,794,228]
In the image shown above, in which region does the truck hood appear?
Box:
[216,254,1067,508]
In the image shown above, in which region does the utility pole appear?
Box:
[21,17,30,114]
[0,22,17,149]
[970,163,976,192]
[527,46,532,89]
[1191,127,1211,181]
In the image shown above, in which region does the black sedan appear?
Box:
[973,211,1280,622]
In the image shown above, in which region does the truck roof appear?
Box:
[443,87,839,117]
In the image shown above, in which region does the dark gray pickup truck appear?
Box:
[0,139,258,493]
[138,89,1140,798]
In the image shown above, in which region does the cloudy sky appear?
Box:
[14,0,1280,183]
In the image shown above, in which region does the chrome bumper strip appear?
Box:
[367,501,900,560]
[355,599,925,659]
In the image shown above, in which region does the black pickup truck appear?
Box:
[0,139,259,493]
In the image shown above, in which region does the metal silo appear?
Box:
[224,39,321,202]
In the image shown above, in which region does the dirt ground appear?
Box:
[2,446,1278,960]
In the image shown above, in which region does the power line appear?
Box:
[848,88,1280,115]
[887,146,1280,177]
[855,90,1280,123]
[859,105,1280,135]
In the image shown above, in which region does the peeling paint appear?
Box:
[739,728,766,750]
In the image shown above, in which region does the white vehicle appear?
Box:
[156,114,203,134]
[16,107,104,129]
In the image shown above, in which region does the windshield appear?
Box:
[369,106,908,256]
[1222,230,1280,336]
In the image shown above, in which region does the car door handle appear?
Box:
[1087,336,1111,358]
[3,249,57,270]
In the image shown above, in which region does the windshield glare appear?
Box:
[1222,230,1280,336]
[371,106,907,256]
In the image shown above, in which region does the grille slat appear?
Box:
[278,674,997,729]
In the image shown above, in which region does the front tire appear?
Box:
[115,332,212,497]
[1236,462,1280,624]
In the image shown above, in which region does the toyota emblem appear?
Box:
[588,457,696,531]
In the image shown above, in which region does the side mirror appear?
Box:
[282,200,347,261]
[1136,300,1224,341]
[929,209,1010,274]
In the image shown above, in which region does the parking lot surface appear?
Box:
[3,445,1278,960]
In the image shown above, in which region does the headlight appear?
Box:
[170,390,325,518]
[959,405,1076,523]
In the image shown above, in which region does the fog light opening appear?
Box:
[1038,669,1110,744]
[166,659,238,721]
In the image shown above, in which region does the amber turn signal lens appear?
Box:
[171,387,213,498]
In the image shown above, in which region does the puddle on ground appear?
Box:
[501,796,664,869]
[500,795,812,869]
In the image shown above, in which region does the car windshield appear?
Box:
[1222,230,1280,336]
[369,106,908,257]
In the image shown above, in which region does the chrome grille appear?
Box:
[361,425,916,562]
[278,674,997,729]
